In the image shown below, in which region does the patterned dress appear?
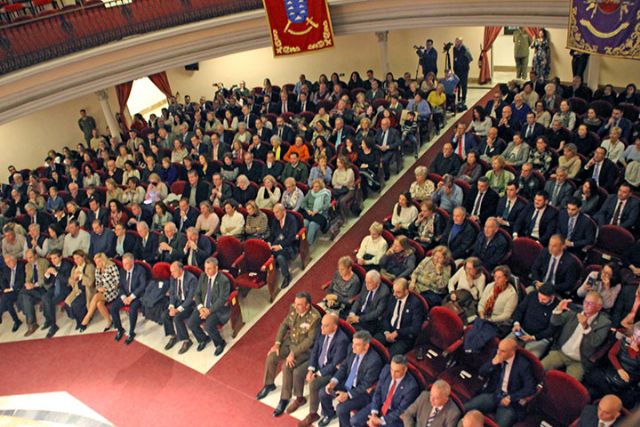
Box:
[95,263,120,303]
[532,38,551,80]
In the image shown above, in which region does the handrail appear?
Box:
[0,0,263,75]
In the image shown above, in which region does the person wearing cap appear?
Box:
[507,283,558,357]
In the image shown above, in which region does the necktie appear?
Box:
[499,361,510,394]
[278,127,283,138]
[392,299,403,329]
[611,200,623,225]
[361,291,373,313]
[545,256,557,284]
[10,269,15,289]
[302,102,306,111]
[345,355,361,389]
[426,408,440,427]
[503,200,511,218]
[472,193,484,217]
[178,279,183,301]
[127,271,132,294]
[381,379,397,416]
[318,335,330,368]
[592,162,601,183]
[457,137,464,157]
[568,216,576,239]
[528,210,540,235]
[33,264,38,285]
[205,277,213,307]
[526,125,532,138]
[552,184,561,205]
[382,131,388,147]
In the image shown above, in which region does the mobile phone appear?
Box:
[514,330,524,338]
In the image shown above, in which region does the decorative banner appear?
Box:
[567,0,639,59]
[263,0,335,56]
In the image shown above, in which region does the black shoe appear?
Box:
[41,322,51,330]
[214,340,226,356]
[280,276,291,289]
[318,414,336,427]
[178,340,193,354]
[164,337,177,350]
[103,323,113,332]
[125,334,135,345]
[12,320,22,332]
[115,329,125,341]
[78,325,87,333]
[196,340,208,352]
[256,384,276,400]
[273,399,289,417]
[46,325,59,338]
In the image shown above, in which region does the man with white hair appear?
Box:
[347,270,391,334]
[158,222,186,263]
[453,37,472,106]
[401,379,462,427]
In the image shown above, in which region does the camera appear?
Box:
[413,45,425,51]
[443,42,453,52]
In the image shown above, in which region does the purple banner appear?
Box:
[567,0,639,59]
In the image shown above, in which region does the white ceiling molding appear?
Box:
[0,0,570,125]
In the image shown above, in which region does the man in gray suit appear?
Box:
[157,222,186,263]
[401,380,462,427]
[187,257,231,356]
[346,270,390,334]
[544,167,573,208]
[163,261,197,354]
[541,291,611,381]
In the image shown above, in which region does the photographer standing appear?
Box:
[453,37,473,106]
[416,39,438,79]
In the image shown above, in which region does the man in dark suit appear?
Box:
[598,106,632,142]
[431,143,463,177]
[318,330,384,427]
[210,134,231,162]
[255,118,273,142]
[295,92,316,114]
[544,167,573,208]
[126,203,151,231]
[530,234,581,295]
[329,118,354,151]
[521,112,545,146]
[541,292,611,381]
[288,313,350,424]
[451,123,478,160]
[347,270,391,334]
[401,379,462,427]
[248,134,271,161]
[210,173,233,207]
[374,278,424,356]
[514,191,558,246]
[556,198,596,254]
[575,395,624,427]
[239,152,264,183]
[184,170,210,207]
[163,261,197,354]
[240,105,258,130]
[485,91,507,120]
[497,105,521,142]
[182,227,213,269]
[472,217,510,270]
[136,222,159,264]
[88,220,116,258]
[269,204,298,289]
[375,118,402,180]
[594,182,639,231]
[440,207,478,260]
[418,39,438,77]
[45,249,73,307]
[464,338,537,427]
[273,116,296,145]
[110,253,147,345]
[465,177,499,225]
[578,147,618,192]
[173,198,198,233]
[496,181,528,232]
[0,254,24,332]
[517,163,544,200]
[158,222,187,263]
[263,151,284,181]
[86,197,108,227]
[21,203,50,230]
[277,91,296,114]
[113,223,140,259]
[187,257,231,356]
[351,355,420,427]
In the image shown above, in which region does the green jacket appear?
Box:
[513,29,531,58]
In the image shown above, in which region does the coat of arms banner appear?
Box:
[567,0,639,59]
[263,0,335,56]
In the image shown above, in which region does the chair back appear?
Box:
[426,307,464,351]
[151,262,171,280]
[242,238,272,271]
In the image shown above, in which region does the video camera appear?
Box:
[443,42,453,53]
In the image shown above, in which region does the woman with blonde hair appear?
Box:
[484,155,515,196]
[256,175,282,210]
[356,221,388,269]
[64,250,96,331]
[79,252,119,331]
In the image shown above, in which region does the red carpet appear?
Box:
[0,87,495,426]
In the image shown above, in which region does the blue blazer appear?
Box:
[530,249,581,294]
[514,204,558,246]
[598,117,632,142]
[138,232,159,265]
[451,132,478,156]
[555,211,596,251]
[173,207,198,233]
[370,366,420,426]
[269,213,298,255]
[496,196,528,232]
[375,128,402,151]
[183,235,213,269]
[168,270,197,312]
[594,195,639,230]
[333,348,384,400]
[118,264,147,298]
[308,328,350,377]
[382,293,425,342]
[441,219,477,259]
[479,352,536,410]
[472,231,509,271]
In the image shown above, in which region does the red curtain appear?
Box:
[478,26,502,85]
[149,72,173,98]
[525,27,540,39]
[115,81,133,130]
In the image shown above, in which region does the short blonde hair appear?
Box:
[369,221,383,234]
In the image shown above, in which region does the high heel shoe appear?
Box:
[78,325,87,332]
[103,323,113,332]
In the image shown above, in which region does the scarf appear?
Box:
[484,283,506,317]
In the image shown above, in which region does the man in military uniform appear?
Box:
[256,291,321,417]
[513,28,531,79]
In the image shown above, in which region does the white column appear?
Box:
[375,31,390,76]
[95,89,121,142]
[585,55,600,90]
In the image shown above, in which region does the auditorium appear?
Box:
[0,0,639,426]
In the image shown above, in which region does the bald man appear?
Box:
[457,410,485,427]
[575,395,624,427]
[464,338,536,427]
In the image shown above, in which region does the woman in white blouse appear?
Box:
[601,127,625,165]
[477,265,518,326]
[195,201,219,237]
[256,175,282,210]
[219,200,245,237]
[386,192,418,235]
[409,166,435,202]
[356,221,388,269]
